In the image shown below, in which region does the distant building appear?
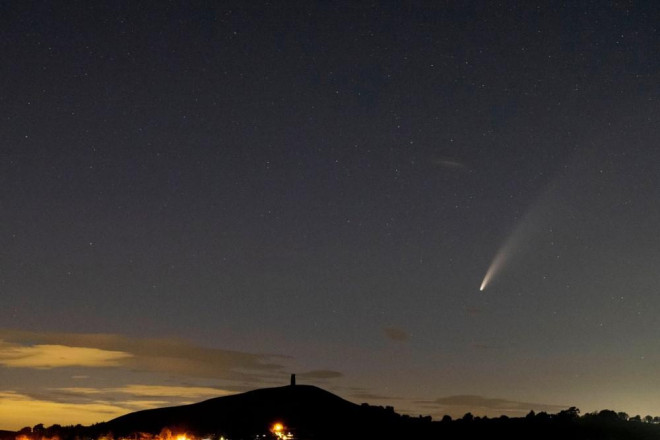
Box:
[290,374,296,386]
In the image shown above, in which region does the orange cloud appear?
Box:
[384,327,410,342]
[0,342,132,369]
[55,385,233,399]
[0,330,285,380]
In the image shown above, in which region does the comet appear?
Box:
[479,241,513,291]
[479,188,558,291]
[479,150,591,291]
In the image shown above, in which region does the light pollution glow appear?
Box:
[3,327,659,430]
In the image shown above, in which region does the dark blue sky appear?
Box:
[1,1,659,428]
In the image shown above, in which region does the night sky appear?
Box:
[2,1,659,430]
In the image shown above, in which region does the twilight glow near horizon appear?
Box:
[2,1,660,430]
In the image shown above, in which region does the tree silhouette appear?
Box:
[596,410,619,421]
[617,412,629,421]
[556,407,580,421]
[32,425,44,437]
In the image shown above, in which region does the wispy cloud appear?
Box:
[384,327,410,342]
[54,385,233,399]
[298,370,342,379]
[0,329,286,381]
[464,306,483,316]
[423,395,567,416]
[0,341,132,369]
[351,392,404,401]
[431,157,468,170]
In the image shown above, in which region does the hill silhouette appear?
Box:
[96,384,408,439]
[9,385,660,440]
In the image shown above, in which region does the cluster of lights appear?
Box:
[17,426,288,440]
[270,423,293,440]
[112,432,229,440]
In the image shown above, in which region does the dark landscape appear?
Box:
[5,384,660,440]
